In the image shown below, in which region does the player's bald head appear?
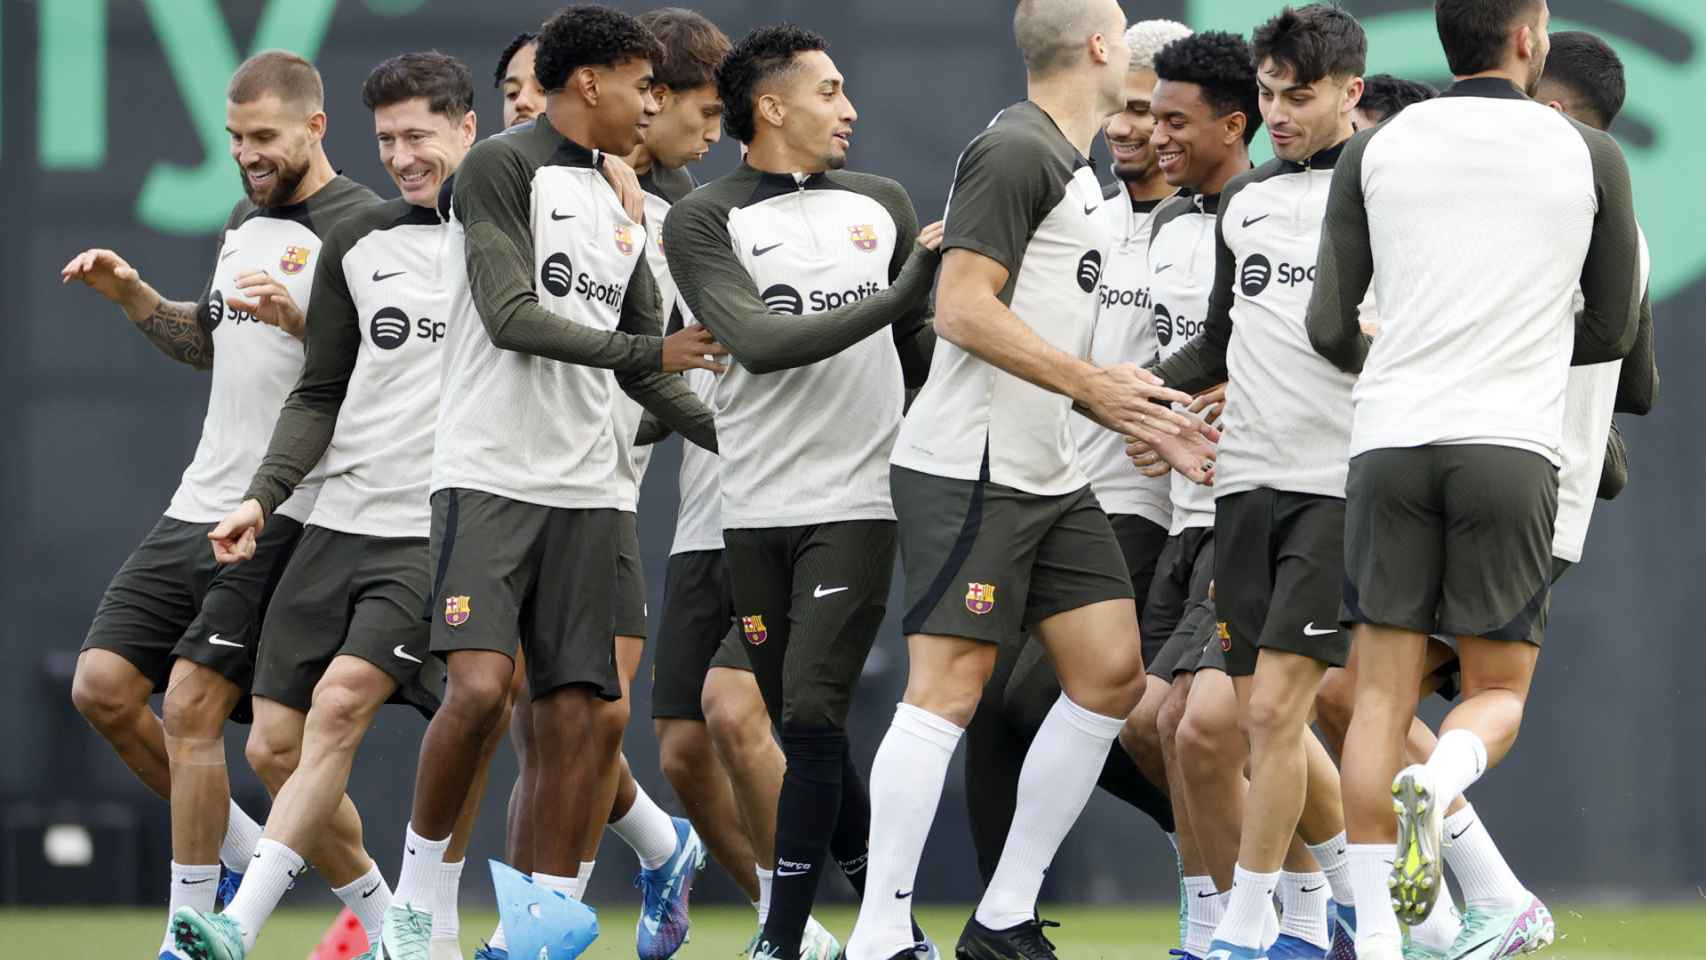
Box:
[1015,0,1126,78]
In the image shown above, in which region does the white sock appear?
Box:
[847,702,963,960]
[611,785,680,871]
[1183,878,1225,957]
[332,862,391,949]
[1407,890,1463,951]
[1425,730,1489,807]
[1214,864,1279,949]
[976,695,1123,930]
[1277,869,1330,949]
[394,824,450,911]
[532,871,577,904]
[572,860,597,901]
[1443,803,1526,910]
[1347,843,1401,946]
[163,861,221,952]
[432,858,463,943]
[220,801,265,872]
[755,866,775,926]
[1306,832,1355,906]
[223,838,305,951]
[487,921,507,952]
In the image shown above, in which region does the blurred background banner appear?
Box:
[2,0,1701,908]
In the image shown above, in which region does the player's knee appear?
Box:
[591,696,630,748]
[1155,681,1188,746]
[162,673,230,740]
[1177,704,1237,775]
[1120,705,1162,765]
[442,666,511,732]
[656,723,709,793]
[244,725,299,790]
[704,684,769,759]
[307,680,376,745]
[1314,673,1354,750]
[71,660,137,733]
[1244,687,1299,743]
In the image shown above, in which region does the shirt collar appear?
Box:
[1441,76,1530,102]
[1280,137,1349,173]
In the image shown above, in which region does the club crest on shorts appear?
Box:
[965,582,996,615]
[742,614,768,645]
[1217,621,1232,652]
[445,595,472,627]
[279,245,310,275]
[848,224,878,252]
[614,224,635,255]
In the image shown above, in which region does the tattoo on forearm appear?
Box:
[136,299,213,369]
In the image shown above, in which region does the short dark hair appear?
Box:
[1153,31,1264,145]
[1358,74,1438,123]
[534,5,665,94]
[1251,4,1367,87]
[362,51,475,119]
[228,50,324,110]
[1435,0,1543,77]
[493,32,536,90]
[640,8,732,93]
[716,25,827,144]
[1541,31,1627,129]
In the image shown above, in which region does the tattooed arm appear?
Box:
[61,247,214,370]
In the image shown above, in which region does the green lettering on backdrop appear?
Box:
[39,0,107,169]
[1190,0,1706,301]
[136,0,338,234]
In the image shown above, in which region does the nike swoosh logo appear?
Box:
[372,269,405,282]
[1303,622,1337,636]
[550,210,575,221]
[181,877,213,885]
[813,585,850,598]
[1196,890,1220,898]
[1301,884,1325,893]
[1450,826,1472,840]
[1083,203,1098,216]
[1155,264,1173,273]
[407,846,416,855]
[1242,214,1271,228]
[361,882,381,898]
[393,644,423,664]
[752,242,783,257]
[775,867,810,877]
[220,249,238,262]
[895,889,912,899]
[208,634,243,648]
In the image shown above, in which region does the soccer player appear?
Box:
[378,8,726,959]
[60,51,376,960]
[666,24,943,960]
[1350,75,1437,132]
[960,15,1192,887]
[1306,0,1643,956]
[1126,30,1260,960]
[496,32,546,129]
[851,0,1218,954]
[1144,8,1368,958]
[164,49,478,960]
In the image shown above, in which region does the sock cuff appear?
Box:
[171,861,223,878]
[754,866,775,879]
[1444,802,1479,833]
[893,702,965,750]
[1234,864,1281,883]
[254,838,306,872]
[1183,875,1216,895]
[405,824,452,852]
[440,858,466,875]
[1437,728,1488,769]
[331,861,384,898]
[1346,842,1397,857]
[1053,693,1125,739]
[1306,831,1348,857]
[531,871,577,897]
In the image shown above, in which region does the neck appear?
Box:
[544,95,603,152]
[286,148,338,205]
[1123,170,1175,203]
[624,141,656,176]
[745,135,825,175]
[1198,146,1249,197]
[1459,67,1526,92]
[1029,71,1105,154]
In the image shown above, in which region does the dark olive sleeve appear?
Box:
[1598,419,1629,500]
[1613,286,1656,415]
[1570,123,1643,365]
[1152,175,1248,393]
[1306,128,1376,374]
[613,257,717,452]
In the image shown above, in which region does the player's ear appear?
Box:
[757,91,785,132]
[653,83,674,112]
[1226,111,1247,147]
[1343,76,1365,115]
[576,65,600,107]
[1545,99,1566,116]
[1515,22,1537,63]
[306,109,327,141]
[460,110,477,147]
[1088,30,1110,67]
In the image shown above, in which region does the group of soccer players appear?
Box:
[60,1,1653,959]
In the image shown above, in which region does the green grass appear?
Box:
[5,903,1703,958]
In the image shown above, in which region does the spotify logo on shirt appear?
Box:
[1241,254,1273,296]
[1077,250,1104,293]
[541,252,576,298]
[762,284,804,315]
[368,307,445,349]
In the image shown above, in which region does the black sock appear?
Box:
[832,748,928,947]
[762,726,845,956]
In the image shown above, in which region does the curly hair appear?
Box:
[1251,4,1366,87]
[715,24,827,144]
[534,5,665,94]
[1153,31,1263,145]
[639,8,732,93]
[1358,74,1438,124]
[492,31,536,90]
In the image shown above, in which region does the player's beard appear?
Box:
[1112,145,1155,184]
[243,152,311,208]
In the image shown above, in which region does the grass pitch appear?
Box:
[4,902,1703,958]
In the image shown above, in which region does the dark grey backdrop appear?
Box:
[3,0,1701,908]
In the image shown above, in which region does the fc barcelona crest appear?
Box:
[965,582,996,616]
[1217,621,1232,652]
[614,224,635,255]
[742,614,768,645]
[445,595,472,627]
[848,224,878,252]
[280,245,310,274]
